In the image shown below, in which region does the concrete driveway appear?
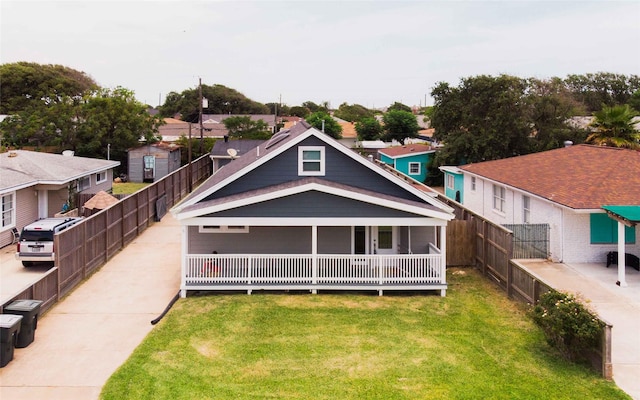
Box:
[519,259,640,400]
[0,244,52,307]
[0,214,181,400]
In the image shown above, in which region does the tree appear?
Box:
[355,117,383,141]
[586,104,639,149]
[222,116,272,139]
[527,77,587,152]
[564,73,640,113]
[0,62,98,114]
[333,103,373,123]
[381,110,419,144]
[302,101,328,113]
[430,74,532,166]
[629,90,640,113]
[289,106,311,118]
[305,111,342,139]
[387,101,412,113]
[159,84,269,121]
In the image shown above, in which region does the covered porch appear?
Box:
[180,221,448,296]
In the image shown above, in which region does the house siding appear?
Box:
[211,136,423,203]
[188,226,312,254]
[0,188,39,247]
[128,147,181,183]
[48,188,69,217]
[444,171,464,203]
[206,191,427,219]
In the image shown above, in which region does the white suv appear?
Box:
[16,217,83,267]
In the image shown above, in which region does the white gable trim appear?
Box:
[173,126,452,215]
[379,150,436,159]
[182,216,447,227]
[176,181,454,221]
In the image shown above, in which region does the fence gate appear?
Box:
[446,219,475,266]
[502,224,550,259]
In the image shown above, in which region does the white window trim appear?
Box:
[493,184,506,213]
[298,146,325,176]
[446,174,455,190]
[523,195,531,224]
[408,162,420,175]
[1,192,16,230]
[96,170,107,185]
[471,176,476,191]
[199,225,250,233]
[77,176,91,192]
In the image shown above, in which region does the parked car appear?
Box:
[15,217,83,267]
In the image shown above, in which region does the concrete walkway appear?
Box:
[520,259,640,400]
[0,214,181,400]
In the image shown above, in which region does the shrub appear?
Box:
[531,290,605,362]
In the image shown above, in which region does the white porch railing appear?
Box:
[185,254,445,287]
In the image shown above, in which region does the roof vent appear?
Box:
[62,150,75,156]
[564,141,573,148]
[8,151,17,158]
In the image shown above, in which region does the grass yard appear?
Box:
[112,182,149,195]
[101,268,629,400]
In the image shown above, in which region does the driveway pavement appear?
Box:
[0,214,181,400]
[518,259,640,400]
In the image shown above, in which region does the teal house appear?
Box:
[378,144,435,184]
[438,166,464,203]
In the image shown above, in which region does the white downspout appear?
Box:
[440,224,447,297]
[180,225,188,297]
[617,221,627,287]
[312,225,318,294]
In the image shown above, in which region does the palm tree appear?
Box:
[587,104,640,149]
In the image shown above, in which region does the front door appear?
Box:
[373,226,397,254]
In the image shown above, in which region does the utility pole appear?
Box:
[188,123,193,193]
[199,77,204,154]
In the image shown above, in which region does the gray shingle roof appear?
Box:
[0,150,120,192]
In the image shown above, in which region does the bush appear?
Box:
[531,290,605,362]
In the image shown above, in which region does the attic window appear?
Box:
[298,146,325,176]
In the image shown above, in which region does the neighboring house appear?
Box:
[157,117,227,142]
[128,142,182,183]
[439,144,640,266]
[378,144,436,184]
[0,150,120,247]
[171,121,454,297]
[202,114,277,133]
[209,138,265,173]
[333,116,358,149]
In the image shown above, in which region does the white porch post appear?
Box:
[312,225,318,294]
[180,225,188,297]
[440,224,447,297]
[37,189,48,218]
[617,221,627,287]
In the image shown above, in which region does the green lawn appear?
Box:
[112,182,149,195]
[101,268,629,400]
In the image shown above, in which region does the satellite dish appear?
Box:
[227,148,238,158]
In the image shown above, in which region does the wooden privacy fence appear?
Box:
[442,196,612,379]
[0,155,211,314]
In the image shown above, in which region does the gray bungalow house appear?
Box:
[0,150,120,247]
[171,121,454,297]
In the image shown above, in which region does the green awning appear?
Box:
[602,205,640,226]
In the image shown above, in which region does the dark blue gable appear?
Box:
[205,191,427,218]
[208,136,423,202]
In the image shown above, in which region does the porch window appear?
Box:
[298,146,325,176]
[493,184,505,213]
[378,226,393,249]
[471,177,476,191]
[408,162,420,175]
[77,176,91,192]
[96,170,107,184]
[523,195,531,223]
[199,225,250,233]
[1,192,15,228]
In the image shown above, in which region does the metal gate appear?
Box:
[502,224,550,259]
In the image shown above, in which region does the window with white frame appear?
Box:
[199,225,250,233]
[493,184,506,212]
[298,146,325,176]
[1,192,15,229]
[523,195,531,223]
[446,174,455,190]
[96,171,107,185]
[77,176,91,192]
[471,176,476,191]
[408,162,420,175]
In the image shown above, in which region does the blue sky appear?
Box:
[2,1,639,109]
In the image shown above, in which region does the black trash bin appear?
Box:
[0,314,22,367]
[4,300,43,348]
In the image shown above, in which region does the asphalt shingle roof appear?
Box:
[460,144,640,209]
[378,144,434,158]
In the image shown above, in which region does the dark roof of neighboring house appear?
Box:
[210,139,265,158]
[378,144,434,158]
[460,144,640,209]
[0,150,120,192]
